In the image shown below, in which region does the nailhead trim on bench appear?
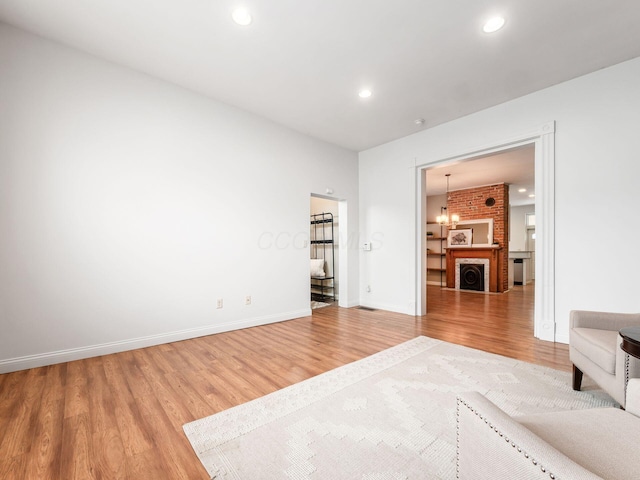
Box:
[456,396,559,479]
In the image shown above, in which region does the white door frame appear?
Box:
[415,121,556,341]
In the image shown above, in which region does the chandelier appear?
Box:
[436,174,460,229]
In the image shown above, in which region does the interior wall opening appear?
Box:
[416,130,556,341]
[310,195,340,310]
[425,143,535,292]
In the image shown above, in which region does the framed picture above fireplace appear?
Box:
[451,218,494,247]
[448,229,473,247]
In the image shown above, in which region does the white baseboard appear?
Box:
[341,299,360,308]
[358,300,412,316]
[0,308,311,374]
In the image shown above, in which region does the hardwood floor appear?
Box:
[0,283,570,479]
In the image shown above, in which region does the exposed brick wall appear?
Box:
[448,184,509,291]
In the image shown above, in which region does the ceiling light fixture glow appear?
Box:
[358,89,372,98]
[483,16,505,33]
[232,7,252,26]
[518,188,527,193]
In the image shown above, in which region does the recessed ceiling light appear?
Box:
[358,89,372,99]
[528,194,535,198]
[483,16,505,33]
[232,7,252,26]
[518,188,527,193]
[415,118,425,126]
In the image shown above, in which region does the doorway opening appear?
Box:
[415,122,556,341]
[310,196,339,310]
[425,144,534,292]
[526,213,536,281]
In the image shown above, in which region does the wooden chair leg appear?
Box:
[572,365,583,391]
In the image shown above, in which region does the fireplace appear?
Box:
[459,264,485,291]
[451,255,494,292]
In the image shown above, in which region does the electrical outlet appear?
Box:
[217,298,223,309]
[245,295,251,305]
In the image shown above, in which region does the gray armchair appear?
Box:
[569,309,640,407]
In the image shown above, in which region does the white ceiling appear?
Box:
[2,1,640,154]
[0,0,640,205]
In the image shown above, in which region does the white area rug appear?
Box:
[183,336,614,479]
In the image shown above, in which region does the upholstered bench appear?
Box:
[456,381,640,479]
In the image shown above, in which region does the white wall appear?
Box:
[359,55,640,342]
[359,150,416,312]
[0,23,359,372]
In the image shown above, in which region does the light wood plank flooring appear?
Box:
[0,282,570,479]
